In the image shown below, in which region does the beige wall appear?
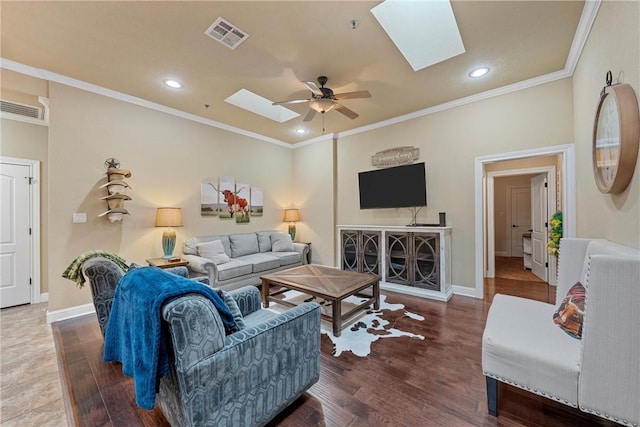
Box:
[46,83,294,311]
[0,118,49,293]
[295,1,640,286]
[292,139,335,265]
[0,68,48,106]
[572,0,640,248]
[332,79,573,287]
[2,0,638,311]
[484,155,560,173]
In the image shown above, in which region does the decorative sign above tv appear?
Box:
[358,162,427,209]
[371,146,419,168]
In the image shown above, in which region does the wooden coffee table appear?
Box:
[261,264,380,336]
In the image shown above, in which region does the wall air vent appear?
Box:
[205,17,249,50]
[0,100,43,119]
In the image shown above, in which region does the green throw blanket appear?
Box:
[62,250,129,287]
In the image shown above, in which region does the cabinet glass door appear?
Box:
[341,231,358,272]
[361,232,380,274]
[414,233,439,290]
[386,233,410,285]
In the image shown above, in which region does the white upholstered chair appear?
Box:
[482,238,640,426]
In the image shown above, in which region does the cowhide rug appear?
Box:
[266,290,425,357]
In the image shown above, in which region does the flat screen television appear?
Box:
[358,162,427,209]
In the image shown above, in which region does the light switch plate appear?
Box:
[72,213,87,223]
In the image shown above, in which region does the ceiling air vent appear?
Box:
[0,100,43,119]
[205,17,249,50]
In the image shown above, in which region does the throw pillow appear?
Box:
[197,240,230,265]
[552,282,586,339]
[272,232,294,252]
[128,262,141,271]
[217,290,245,330]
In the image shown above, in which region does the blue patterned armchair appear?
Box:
[82,257,322,426]
[81,257,202,337]
[157,285,321,427]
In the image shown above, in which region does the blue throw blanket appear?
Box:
[103,267,237,410]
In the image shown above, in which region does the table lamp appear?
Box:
[283,208,300,242]
[155,207,183,259]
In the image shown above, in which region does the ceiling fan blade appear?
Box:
[334,103,359,119]
[302,109,317,122]
[333,90,372,100]
[303,81,322,96]
[272,99,310,106]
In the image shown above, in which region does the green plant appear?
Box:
[548,211,563,256]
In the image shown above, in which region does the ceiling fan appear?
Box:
[272,76,371,122]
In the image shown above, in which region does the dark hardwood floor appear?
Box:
[52,267,613,427]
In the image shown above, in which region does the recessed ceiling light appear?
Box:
[296,128,307,134]
[163,79,183,89]
[469,67,490,78]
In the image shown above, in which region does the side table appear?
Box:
[146,257,189,269]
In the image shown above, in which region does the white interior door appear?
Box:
[0,163,32,308]
[531,174,548,282]
[510,187,531,257]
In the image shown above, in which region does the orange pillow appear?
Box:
[552,282,586,339]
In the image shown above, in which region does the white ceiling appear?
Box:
[1,1,588,145]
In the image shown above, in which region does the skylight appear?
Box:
[225,89,299,123]
[371,0,465,71]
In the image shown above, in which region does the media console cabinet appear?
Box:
[337,225,452,301]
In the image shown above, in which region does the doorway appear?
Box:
[0,156,41,308]
[486,166,555,281]
[474,144,576,299]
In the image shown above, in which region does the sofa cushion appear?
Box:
[553,282,585,339]
[218,290,246,330]
[229,233,260,258]
[482,294,581,405]
[234,253,281,273]
[267,251,301,266]
[184,235,231,257]
[257,231,274,253]
[272,232,294,252]
[216,259,253,281]
[197,240,231,265]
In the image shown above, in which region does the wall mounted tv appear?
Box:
[358,162,427,209]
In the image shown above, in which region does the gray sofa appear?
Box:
[183,231,309,291]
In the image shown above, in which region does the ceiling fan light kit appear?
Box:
[309,98,336,113]
[272,75,372,126]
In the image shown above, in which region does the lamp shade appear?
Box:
[155,207,183,228]
[283,209,300,222]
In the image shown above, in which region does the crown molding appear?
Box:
[294,0,601,148]
[333,69,571,142]
[0,58,292,149]
[1,0,600,151]
[564,0,601,75]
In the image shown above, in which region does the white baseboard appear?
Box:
[495,251,509,257]
[452,285,477,298]
[47,303,95,324]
